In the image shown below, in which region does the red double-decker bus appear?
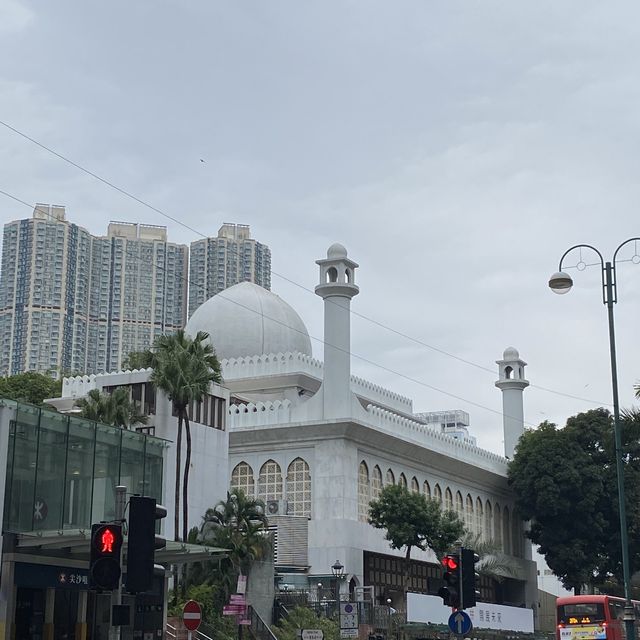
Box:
[557,595,640,640]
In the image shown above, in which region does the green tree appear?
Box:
[508,408,640,593]
[122,350,154,370]
[274,606,340,640]
[368,484,464,598]
[0,372,62,405]
[149,329,222,543]
[198,489,270,581]
[75,387,148,429]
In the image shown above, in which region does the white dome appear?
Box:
[327,242,348,259]
[185,282,313,360]
[503,346,520,360]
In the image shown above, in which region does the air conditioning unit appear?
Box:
[266,499,288,516]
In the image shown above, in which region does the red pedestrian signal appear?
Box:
[89,523,123,591]
[99,527,116,553]
[442,555,458,571]
[438,553,461,609]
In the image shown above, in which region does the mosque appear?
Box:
[55,243,538,627]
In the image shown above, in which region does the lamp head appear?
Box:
[331,559,344,578]
[549,271,573,295]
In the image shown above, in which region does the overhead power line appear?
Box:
[0,118,612,408]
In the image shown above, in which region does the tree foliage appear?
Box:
[273,606,340,640]
[198,489,270,577]
[369,484,464,561]
[0,372,62,405]
[508,408,640,592]
[75,387,148,429]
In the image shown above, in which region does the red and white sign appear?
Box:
[183,600,202,632]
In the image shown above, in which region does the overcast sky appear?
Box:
[1,0,639,454]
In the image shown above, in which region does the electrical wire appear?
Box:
[0,118,612,408]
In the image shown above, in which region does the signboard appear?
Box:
[448,611,473,636]
[301,630,324,640]
[407,593,534,634]
[340,630,358,638]
[183,600,202,632]
[560,626,607,640]
[15,562,89,590]
[340,602,358,629]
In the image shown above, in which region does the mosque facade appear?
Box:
[55,243,538,623]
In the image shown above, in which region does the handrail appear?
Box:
[166,622,178,639]
[249,604,278,640]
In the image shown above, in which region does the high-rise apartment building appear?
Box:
[188,223,271,317]
[0,205,188,376]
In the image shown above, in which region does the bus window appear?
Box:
[558,603,606,625]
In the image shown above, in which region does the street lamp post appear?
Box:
[549,238,640,640]
[331,560,344,606]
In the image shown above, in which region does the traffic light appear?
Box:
[461,547,480,609]
[89,523,123,590]
[125,496,167,593]
[437,553,460,609]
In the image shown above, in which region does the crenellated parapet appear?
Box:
[365,404,508,474]
[221,351,412,413]
[228,399,292,429]
[222,351,323,379]
[62,368,153,397]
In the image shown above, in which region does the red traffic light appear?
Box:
[442,555,459,570]
[92,524,122,557]
[99,527,116,553]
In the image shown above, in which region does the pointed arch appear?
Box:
[434,483,442,506]
[371,466,383,501]
[385,469,395,486]
[494,503,503,549]
[398,473,407,489]
[230,461,255,497]
[423,480,431,500]
[287,457,311,517]
[358,461,370,522]
[455,491,464,519]
[465,494,474,531]
[476,497,484,539]
[411,476,420,493]
[485,500,493,541]
[503,506,512,555]
[257,459,283,502]
[444,487,453,512]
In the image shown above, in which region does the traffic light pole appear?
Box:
[111,485,127,640]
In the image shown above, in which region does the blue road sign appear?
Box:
[448,611,473,636]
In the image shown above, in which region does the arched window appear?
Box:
[503,507,511,555]
[512,516,521,558]
[287,458,311,517]
[476,498,484,539]
[494,504,502,549]
[358,462,370,522]
[411,477,419,493]
[327,267,338,283]
[434,484,442,506]
[258,459,283,502]
[456,491,464,519]
[465,494,474,532]
[485,501,493,541]
[371,466,383,501]
[445,488,453,512]
[423,481,431,500]
[385,469,395,486]
[231,462,255,497]
[398,473,407,489]
[505,366,513,379]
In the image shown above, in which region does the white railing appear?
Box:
[228,399,292,429]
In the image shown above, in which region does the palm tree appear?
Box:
[75,387,148,429]
[149,329,222,543]
[198,489,269,580]
[453,532,519,582]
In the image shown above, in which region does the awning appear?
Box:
[14,529,227,565]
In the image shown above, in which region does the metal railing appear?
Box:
[249,604,278,640]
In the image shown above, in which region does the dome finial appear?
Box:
[327,243,348,259]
